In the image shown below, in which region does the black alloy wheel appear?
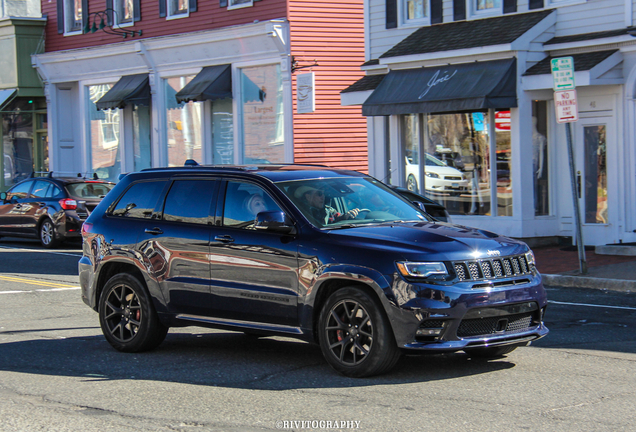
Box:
[39,218,58,248]
[99,273,168,352]
[319,287,400,378]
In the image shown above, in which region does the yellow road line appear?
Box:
[0,275,77,288]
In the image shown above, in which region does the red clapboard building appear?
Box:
[33,0,367,181]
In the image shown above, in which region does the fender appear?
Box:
[298,263,419,344]
[87,249,168,315]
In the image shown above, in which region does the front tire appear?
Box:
[39,218,59,248]
[318,287,401,378]
[98,273,168,352]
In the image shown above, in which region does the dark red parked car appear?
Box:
[0,173,115,248]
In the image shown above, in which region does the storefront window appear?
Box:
[401,114,421,191]
[532,101,549,216]
[423,112,491,216]
[212,98,234,164]
[239,64,284,164]
[2,107,34,187]
[165,76,203,167]
[584,125,607,224]
[495,110,512,216]
[133,104,151,172]
[88,85,121,182]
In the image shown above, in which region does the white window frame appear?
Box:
[469,0,502,19]
[64,0,83,35]
[228,0,253,11]
[167,0,189,20]
[400,0,430,27]
[114,0,135,28]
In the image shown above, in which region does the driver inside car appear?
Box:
[295,185,361,225]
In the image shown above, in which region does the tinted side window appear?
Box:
[46,185,64,198]
[162,180,216,224]
[112,180,167,218]
[7,181,32,200]
[222,181,282,229]
[31,180,52,198]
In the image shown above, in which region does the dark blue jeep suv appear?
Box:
[79,164,548,377]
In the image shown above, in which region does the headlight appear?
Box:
[425,172,440,179]
[396,261,448,278]
[525,250,536,267]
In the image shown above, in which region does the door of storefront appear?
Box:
[575,117,617,245]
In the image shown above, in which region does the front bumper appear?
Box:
[385,273,549,352]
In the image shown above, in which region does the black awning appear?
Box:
[175,65,232,103]
[362,58,517,116]
[96,74,150,111]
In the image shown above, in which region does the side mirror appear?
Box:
[412,201,427,212]
[0,192,6,202]
[254,211,295,234]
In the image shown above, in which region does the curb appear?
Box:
[542,274,636,292]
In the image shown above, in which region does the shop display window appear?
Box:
[2,110,34,188]
[400,111,512,217]
[165,76,203,167]
[239,64,284,164]
[532,101,549,216]
[88,84,121,182]
[132,104,152,172]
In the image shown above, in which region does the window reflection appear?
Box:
[584,125,607,224]
[165,77,203,167]
[88,85,121,182]
[240,64,284,164]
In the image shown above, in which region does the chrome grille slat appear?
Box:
[452,254,533,284]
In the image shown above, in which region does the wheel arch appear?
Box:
[302,265,397,344]
[93,260,164,315]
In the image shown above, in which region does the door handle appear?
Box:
[214,235,234,243]
[576,171,581,199]
[144,227,163,235]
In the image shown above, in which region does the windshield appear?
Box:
[276,177,431,228]
[66,182,115,199]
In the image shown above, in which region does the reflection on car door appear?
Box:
[0,180,33,234]
[136,179,217,316]
[208,180,299,327]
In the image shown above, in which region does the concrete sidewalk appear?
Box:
[533,245,636,292]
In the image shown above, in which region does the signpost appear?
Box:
[551,57,587,274]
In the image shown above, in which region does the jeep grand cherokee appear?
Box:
[79,164,548,377]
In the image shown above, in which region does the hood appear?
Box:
[327,221,528,262]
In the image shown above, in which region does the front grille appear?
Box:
[457,312,534,338]
[444,176,462,181]
[453,254,532,283]
[419,320,444,329]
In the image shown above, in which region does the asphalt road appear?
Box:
[0,238,635,432]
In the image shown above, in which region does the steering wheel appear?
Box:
[353,209,372,219]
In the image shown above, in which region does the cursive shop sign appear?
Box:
[418,69,458,99]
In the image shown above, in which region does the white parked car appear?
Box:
[405,153,469,194]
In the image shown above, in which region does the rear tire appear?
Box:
[98,273,168,352]
[39,218,59,249]
[318,287,401,378]
[464,345,518,358]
